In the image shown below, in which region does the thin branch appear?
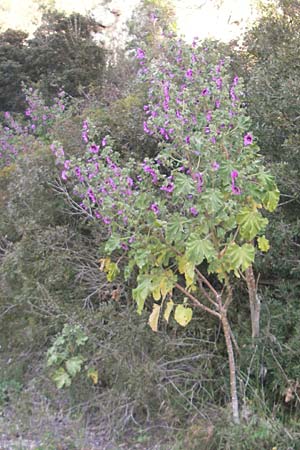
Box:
[175,283,220,319]
[195,268,220,299]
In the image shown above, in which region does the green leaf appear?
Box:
[65,356,84,377]
[237,207,268,240]
[174,304,193,327]
[105,234,121,254]
[174,173,195,197]
[75,330,88,347]
[124,259,135,281]
[202,189,223,214]
[134,248,152,269]
[262,189,280,212]
[52,368,72,389]
[257,235,270,252]
[186,234,216,265]
[151,269,177,301]
[148,303,161,332]
[46,352,59,367]
[132,276,152,314]
[226,243,255,272]
[165,214,185,244]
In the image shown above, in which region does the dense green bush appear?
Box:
[0,10,105,112]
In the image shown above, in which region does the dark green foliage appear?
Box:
[241,1,300,198]
[0,10,105,112]
[0,29,29,111]
[26,11,105,101]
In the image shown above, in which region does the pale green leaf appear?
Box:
[262,189,280,212]
[104,234,121,254]
[226,243,255,272]
[257,235,270,252]
[132,277,152,314]
[186,235,216,265]
[52,368,72,389]
[65,356,84,377]
[237,207,268,240]
[174,304,193,327]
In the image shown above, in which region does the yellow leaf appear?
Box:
[257,235,270,252]
[160,269,174,299]
[148,304,161,332]
[87,368,98,385]
[163,299,174,323]
[174,304,193,327]
[177,255,195,287]
[152,286,161,301]
[99,257,111,272]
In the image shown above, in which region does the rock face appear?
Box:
[1,0,262,45]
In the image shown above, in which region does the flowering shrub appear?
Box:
[0,86,67,169]
[57,37,279,422]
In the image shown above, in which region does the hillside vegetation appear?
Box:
[0,1,300,448]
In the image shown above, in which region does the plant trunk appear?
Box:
[246,265,260,340]
[221,311,240,424]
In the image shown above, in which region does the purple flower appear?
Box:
[176,109,183,119]
[231,184,241,195]
[201,88,209,96]
[61,170,68,181]
[231,170,239,180]
[211,161,220,171]
[211,136,217,144]
[185,68,193,79]
[87,188,96,203]
[121,242,129,251]
[160,182,174,193]
[82,131,89,143]
[142,164,158,183]
[102,137,107,147]
[215,77,223,89]
[75,166,82,179]
[205,126,210,134]
[190,207,198,216]
[230,87,237,101]
[150,203,160,215]
[136,48,145,59]
[185,135,190,144]
[64,159,71,169]
[143,121,151,134]
[206,111,212,122]
[127,177,134,187]
[244,133,253,146]
[215,99,221,109]
[82,120,89,131]
[233,75,239,86]
[89,144,99,153]
[103,217,111,225]
[193,172,204,193]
